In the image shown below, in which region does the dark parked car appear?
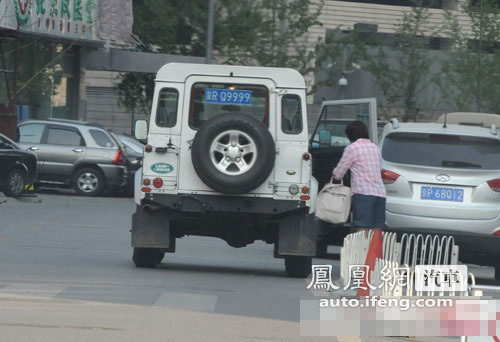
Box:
[117,134,143,193]
[0,133,37,197]
[17,119,127,197]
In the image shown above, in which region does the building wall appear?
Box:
[305,0,479,119]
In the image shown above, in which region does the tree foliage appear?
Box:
[119,0,325,116]
[438,0,500,113]
[367,0,436,122]
[217,0,325,74]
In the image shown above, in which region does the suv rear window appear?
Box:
[89,129,115,148]
[382,132,500,170]
[189,83,268,129]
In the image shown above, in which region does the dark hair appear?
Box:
[345,121,369,142]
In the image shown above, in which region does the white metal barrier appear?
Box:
[340,231,500,340]
[340,230,461,296]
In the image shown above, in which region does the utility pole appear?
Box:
[205,0,215,64]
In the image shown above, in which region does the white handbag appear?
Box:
[314,178,352,224]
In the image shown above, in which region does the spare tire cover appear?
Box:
[191,114,275,194]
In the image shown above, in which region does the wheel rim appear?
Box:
[9,171,24,194]
[77,172,98,193]
[210,130,257,175]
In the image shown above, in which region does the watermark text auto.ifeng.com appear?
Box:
[319,297,453,311]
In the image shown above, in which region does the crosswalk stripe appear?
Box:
[1,283,66,298]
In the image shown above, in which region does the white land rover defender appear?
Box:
[132,63,319,278]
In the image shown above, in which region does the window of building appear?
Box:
[46,127,84,146]
[337,0,442,8]
[281,95,303,134]
[156,88,179,128]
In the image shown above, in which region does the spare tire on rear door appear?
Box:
[191,114,275,194]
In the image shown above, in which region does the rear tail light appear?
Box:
[382,169,400,184]
[153,178,163,188]
[143,179,151,186]
[141,187,151,193]
[302,186,309,194]
[300,195,310,201]
[493,231,500,237]
[113,149,124,165]
[487,178,500,193]
[145,145,153,153]
[303,153,311,161]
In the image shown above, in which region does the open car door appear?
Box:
[309,98,378,190]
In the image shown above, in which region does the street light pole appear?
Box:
[206,0,215,64]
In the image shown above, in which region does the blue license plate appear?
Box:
[420,186,464,202]
[204,88,252,106]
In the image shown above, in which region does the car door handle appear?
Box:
[72,149,84,153]
[28,146,39,151]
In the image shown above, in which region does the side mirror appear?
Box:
[318,129,331,146]
[134,120,148,141]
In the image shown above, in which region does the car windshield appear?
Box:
[382,132,500,169]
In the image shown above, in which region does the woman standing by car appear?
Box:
[332,121,386,234]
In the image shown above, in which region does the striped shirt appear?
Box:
[332,139,386,198]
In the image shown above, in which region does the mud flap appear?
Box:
[277,213,318,257]
[131,206,175,252]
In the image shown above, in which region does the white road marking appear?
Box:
[1,283,66,298]
[154,292,218,312]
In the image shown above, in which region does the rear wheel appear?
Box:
[72,167,105,197]
[3,168,26,198]
[316,240,328,258]
[132,248,162,268]
[285,256,312,278]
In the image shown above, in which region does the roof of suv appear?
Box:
[19,119,111,131]
[381,121,500,140]
[155,63,306,89]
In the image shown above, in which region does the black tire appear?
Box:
[285,255,312,278]
[3,168,26,198]
[316,240,329,258]
[157,252,165,264]
[72,167,105,197]
[133,248,161,268]
[191,114,275,194]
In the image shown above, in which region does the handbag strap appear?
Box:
[330,176,343,185]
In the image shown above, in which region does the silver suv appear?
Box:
[17,119,127,196]
[380,118,500,280]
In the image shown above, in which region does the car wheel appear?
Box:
[72,167,105,197]
[285,255,312,278]
[191,114,275,194]
[3,168,26,198]
[316,240,328,258]
[133,248,161,268]
[157,252,165,264]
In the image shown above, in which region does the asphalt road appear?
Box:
[0,191,497,341]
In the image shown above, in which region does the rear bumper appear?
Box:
[386,208,500,236]
[143,192,308,215]
[98,164,127,187]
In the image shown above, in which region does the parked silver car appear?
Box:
[17,119,127,196]
[380,118,500,280]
